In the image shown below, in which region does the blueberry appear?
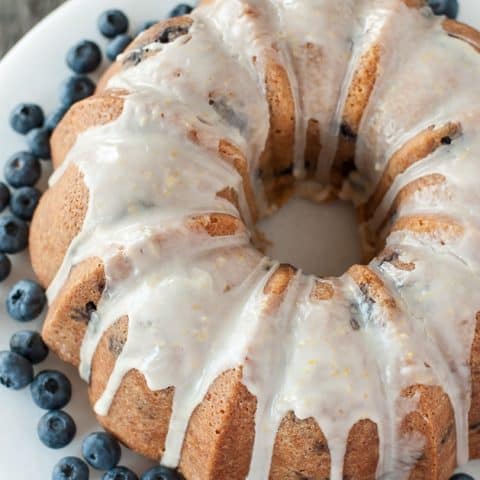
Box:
[7,279,46,322]
[82,432,121,471]
[10,103,44,134]
[46,105,70,132]
[53,456,90,480]
[26,127,52,159]
[31,370,72,410]
[0,215,28,253]
[10,330,49,364]
[60,76,96,108]
[0,182,10,212]
[0,253,11,281]
[141,466,181,480]
[4,151,41,188]
[169,4,193,18]
[38,410,76,449]
[136,21,158,36]
[0,350,33,389]
[98,10,129,38]
[106,35,133,61]
[450,475,474,480]
[10,186,41,221]
[103,466,138,480]
[9,184,40,219]
[67,40,102,74]
[428,0,459,18]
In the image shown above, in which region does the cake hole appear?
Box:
[258,196,362,277]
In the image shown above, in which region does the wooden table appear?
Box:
[0,0,65,58]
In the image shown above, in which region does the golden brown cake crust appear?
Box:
[332,44,382,187]
[390,214,464,240]
[443,19,480,52]
[258,59,296,208]
[42,256,104,366]
[304,118,321,178]
[30,164,89,288]
[270,412,331,480]
[89,316,174,461]
[469,313,480,458]
[180,368,256,479]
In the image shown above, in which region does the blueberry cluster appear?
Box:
[0,154,44,273]
[0,332,73,451]
[51,431,184,479]
[98,9,133,61]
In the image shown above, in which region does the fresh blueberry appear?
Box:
[7,279,46,322]
[10,330,49,364]
[60,76,96,108]
[0,215,28,253]
[82,432,121,471]
[0,253,11,281]
[9,103,44,134]
[31,370,72,410]
[10,186,41,221]
[98,10,129,38]
[46,105,70,132]
[26,127,52,159]
[38,410,76,449]
[53,456,90,480]
[141,466,181,480]
[9,184,41,223]
[428,0,459,18]
[0,350,33,389]
[4,151,41,188]
[67,40,102,74]
[136,21,158,36]
[449,475,474,480]
[103,466,139,480]
[169,4,193,18]
[0,182,10,212]
[106,35,133,61]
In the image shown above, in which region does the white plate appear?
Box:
[1,0,480,478]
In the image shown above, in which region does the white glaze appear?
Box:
[356,7,480,198]
[271,0,355,181]
[45,0,480,478]
[373,235,480,466]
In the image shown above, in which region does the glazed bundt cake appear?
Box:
[29,0,480,478]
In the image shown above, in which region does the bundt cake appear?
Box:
[29,0,480,478]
